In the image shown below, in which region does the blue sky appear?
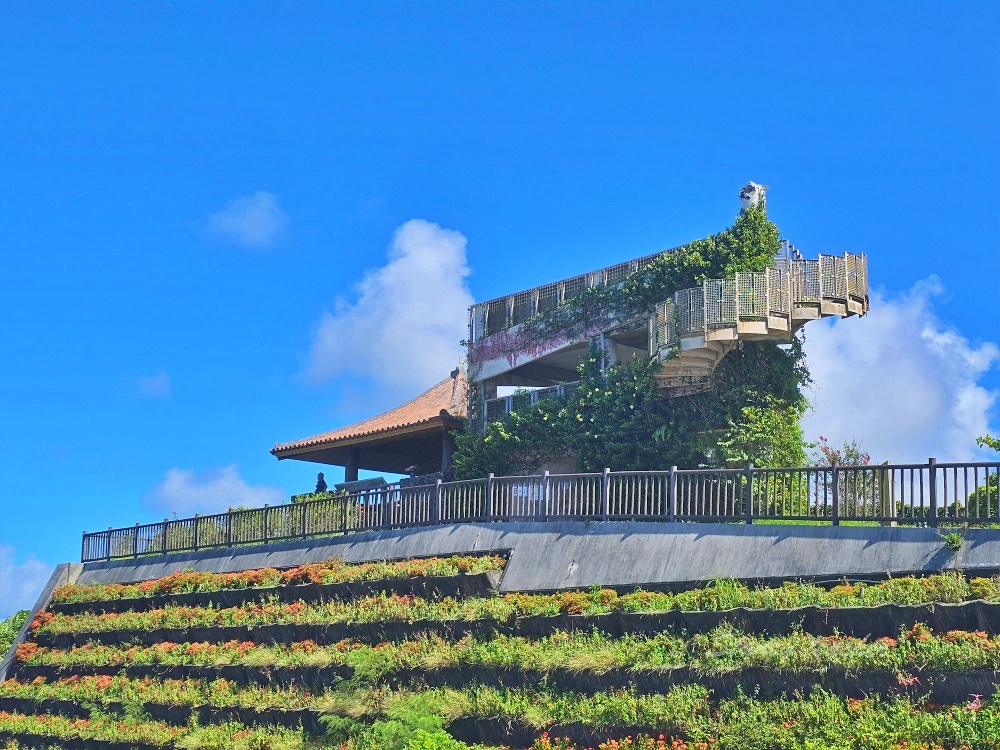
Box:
[2,2,998,616]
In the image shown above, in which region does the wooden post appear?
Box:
[486,473,494,521]
[601,468,611,521]
[543,471,550,520]
[744,464,755,524]
[831,462,840,526]
[301,499,308,538]
[345,447,360,483]
[879,461,895,526]
[668,466,677,522]
[433,479,442,525]
[225,512,232,546]
[193,514,200,551]
[263,505,269,543]
[106,527,112,562]
[928,458,938,528]
[162,520,169,554]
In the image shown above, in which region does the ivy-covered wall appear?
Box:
[454,203,810,479]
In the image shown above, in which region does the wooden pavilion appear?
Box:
[270,369,467,481]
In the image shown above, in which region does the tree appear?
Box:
[969,435,999,519]
[977,434,1000,452]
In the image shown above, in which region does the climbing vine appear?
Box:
[473,202,781,361]
[454,201,810,478]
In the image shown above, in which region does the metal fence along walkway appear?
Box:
[81,459,1000,562]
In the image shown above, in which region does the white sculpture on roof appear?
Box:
[740,181,766,212]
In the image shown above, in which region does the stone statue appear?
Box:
[740,181,766,212]
[315,472,328,493]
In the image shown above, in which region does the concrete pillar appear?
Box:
[345,447,360,483]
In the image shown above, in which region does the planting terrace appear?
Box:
[3,545,1000,749]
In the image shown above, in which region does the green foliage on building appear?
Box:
[454,204,811,478]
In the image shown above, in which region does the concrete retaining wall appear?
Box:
[0,563,83,683]
[75,521,1000,592]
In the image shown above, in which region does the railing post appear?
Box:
[382,488,392,528]
[133,524,139,557]
[263,506,269,543]
[831,463,840,526]
[193,514,200,551]
[81,532,87,564]
[744,464,754,524]
[668,466,677,522]
[226,512,232,546]
[301,500,308,538]
[879,461,894,527]
[486,473,494,521]
[601,468,611,521]
[106,527,112,562]
[433,479,442,524]
[928,457,938,528]
[542,471,550,520]
[162,520,169,554]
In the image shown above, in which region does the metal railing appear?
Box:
[82,458,999,562]
[468,249,675,343]
[478,382,581,428]
[652,252,868,351]
[469,242,868,347]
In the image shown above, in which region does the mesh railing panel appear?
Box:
[705,278,737,327]
[536,284,559,315]
[484,298,508,336]
[792,259,821,302]
[737,272,769,318]
[768,268,790,315]
[677,287,705,335]
[562,274,588,301]
[604,261,632,286]
[820,255,848,299]
[652,300,677,351]
[510,290,533,326]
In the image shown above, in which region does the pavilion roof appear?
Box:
[270,369,466,461]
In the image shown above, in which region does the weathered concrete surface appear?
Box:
[75,522,1000,592]
[0,563,83,683]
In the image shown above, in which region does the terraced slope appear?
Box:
[2,556,1000,750]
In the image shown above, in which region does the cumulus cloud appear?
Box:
[304,219,473,394]
[137,370,171,399]
[0,544,53,619]
[146,465,285,516]
[802,277,999,463]
[205,191,288,248]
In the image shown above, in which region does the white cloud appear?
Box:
[137,370,171,399]
[802,277,999,463]
[304,219,473,394]
[205,191,288,248]
[0,544,53,619]
[146,465,285,516]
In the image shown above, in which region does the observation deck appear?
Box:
[467,242,869,428]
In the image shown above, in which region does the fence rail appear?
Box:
[81,459,1000,562]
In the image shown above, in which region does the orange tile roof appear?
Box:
[271,370,467,456]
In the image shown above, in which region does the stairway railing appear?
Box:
[652,252,868,353]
